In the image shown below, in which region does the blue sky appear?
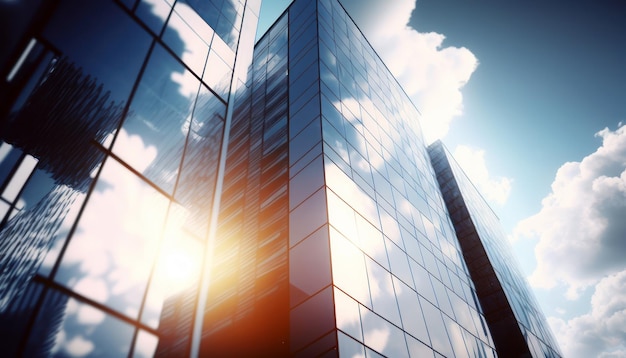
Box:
[259,1,626,357]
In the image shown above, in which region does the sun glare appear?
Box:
[156,235,202,294]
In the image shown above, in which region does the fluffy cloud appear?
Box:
[548,270,626,358]
[453,145,512,205]
[516,124,626,297]
[64,335,95,357]
[60,128,169,313]
[342,0,478,143]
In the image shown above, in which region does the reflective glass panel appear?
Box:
[55,158,170,317]
[289,155,324,211]
[360,307,409,358]
[25,290,134,357]
[136,0,172,35]
[338,331,366,358]
[43,0,152,104]
[174,86,226,237]
[141,204,203,328]
[365,257,401,327]
[290,226,331,306]
[163,2,213,76]
[133,330,159,358]
[290,286,335,353]
[329,227,371,308]
[289,187,327,246]
[334,288,363,342]
[115,44,199,193]
[445,316,470,357]
[421,298,454,357]
[203,50,232,99]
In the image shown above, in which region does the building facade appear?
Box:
[0,0,260,356]
[0,0,560,357]
[199,0,500,356]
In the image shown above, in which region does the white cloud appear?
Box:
[515,124,626,297]
[364,327,391,354]
[76,304,106,325]
[113,128,157,173]
[453,145,513,205]
[61,129,169,313]
[73,277,109,303]
[341,0,478,143]
[64,335,95,357]
[548,270,626,358]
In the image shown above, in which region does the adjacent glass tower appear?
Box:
[428,140,562,358]
[0,0,561,357]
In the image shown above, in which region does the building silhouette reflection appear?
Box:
[1,57,123,314]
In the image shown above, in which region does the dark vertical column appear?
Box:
[427,141,532,358]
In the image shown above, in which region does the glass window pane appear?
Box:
[289,117,321,163]
[289,97,320,141]
[203,50,232,99]
[289,187,327,246]
[360,307,409,358]
[406,334,434,358]
[289,155,324,211]
[444,315,470,357]
[421,297,454,357]
[386,239,413,288]
[290,286,335,353]
[0,142,21,184]
[355,214,389,270]
[326,188,358,241]
[322,117,349,164]
[24,290,134,357]
[2,154,36,201]
[410,259,437,305]
[114,44,199,193]
[334,288,363,342]
[290,226,331,306]
[449,291,477,335]
[338,331,365,358]
[136,0,172,35]
[182,0,241,50]
[393,277,429,345]
[330,227,371,308]
[365,257,401,327]
[431,278,454,319]
[0,154,99,302]
[55,158,170,317]
[163,2,212,76]
[43,0,152,104]
[174,86,225,237]
[209,31,236,67]
[141,204,203,329]
[133,330,159,358]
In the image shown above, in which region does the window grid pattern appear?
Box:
[0,0,258,356]
[315,0,497,356]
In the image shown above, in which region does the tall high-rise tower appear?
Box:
[0,0,561,357]
[201,0,498,356]
[429,140,562,357]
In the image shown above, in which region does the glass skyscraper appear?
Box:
[428,141,562,357]
[0,0,261,356]
[0,0,561,357]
